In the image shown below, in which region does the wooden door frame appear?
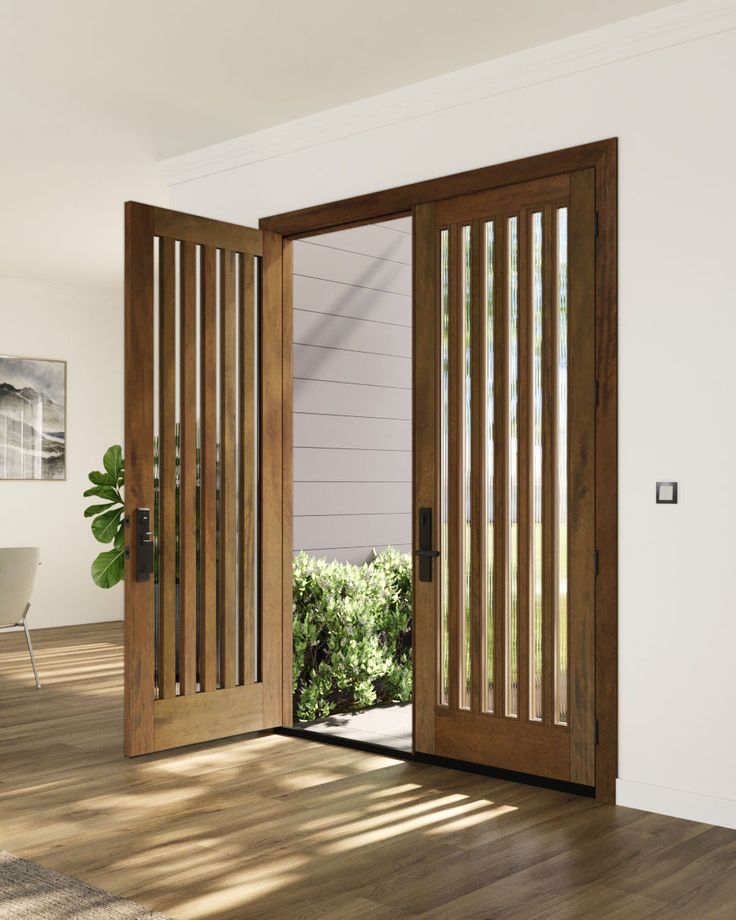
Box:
[261,138,617,802]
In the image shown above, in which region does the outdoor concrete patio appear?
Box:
[302,702,412,752]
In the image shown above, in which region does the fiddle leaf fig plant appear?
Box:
[84,445,125,589]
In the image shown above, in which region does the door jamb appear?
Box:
[261,138,618,802]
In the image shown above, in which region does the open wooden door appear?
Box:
[124,203,291,756]
[413,170,597,786]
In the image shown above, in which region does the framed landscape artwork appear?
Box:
[0,355,66,480]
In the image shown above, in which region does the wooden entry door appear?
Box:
[124,203,289,756]
[413,170,596,785]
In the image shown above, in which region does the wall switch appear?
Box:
[656,481,678,504]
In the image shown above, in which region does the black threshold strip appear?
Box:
[274,726,595,799]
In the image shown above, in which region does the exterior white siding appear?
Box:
[292,218,412,563]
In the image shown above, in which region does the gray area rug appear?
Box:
[0,850,170,919]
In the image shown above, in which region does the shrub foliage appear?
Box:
[292,547,413,722]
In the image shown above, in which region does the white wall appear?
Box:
[293,219,412,563]
[165,4,736,826]
[0,278,123,629]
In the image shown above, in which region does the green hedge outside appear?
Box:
[292,547,413,722]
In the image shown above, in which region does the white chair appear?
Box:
[0,547,41,689]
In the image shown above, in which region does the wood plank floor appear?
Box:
[1,623,735,919]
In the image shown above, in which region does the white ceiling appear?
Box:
[0,0,679,292]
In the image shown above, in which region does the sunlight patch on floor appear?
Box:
[369,781,423,798]
[323,795,506,853]
[172,856,309,920]
[426,803,517,834]
[89,787,204,812]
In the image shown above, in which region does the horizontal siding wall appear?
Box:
[293,217,412,564]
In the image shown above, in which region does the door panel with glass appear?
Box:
[124,203,287,756]
[413,170,596,785]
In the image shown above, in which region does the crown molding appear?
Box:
[160,0,736,187]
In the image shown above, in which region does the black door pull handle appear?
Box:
[416,507,439,582]
[135,508,154,582]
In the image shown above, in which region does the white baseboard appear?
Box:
[617,778,736,830]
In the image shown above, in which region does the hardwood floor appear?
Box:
[1,623,735,919]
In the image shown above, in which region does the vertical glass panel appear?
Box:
[507,216,519,718]
[152,239,160,688]
[460,224,472,710]
[253,256,261,682]
[195,246,202,688]
[215,249,222,688]
[556,207,569,725]
[530,212,544,722]
[234,253,241,684]
[439,229,450,706]
[174,243,182,695]
[485,221,495,713]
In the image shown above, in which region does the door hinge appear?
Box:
[594,549,600,576]
[595,211,600,238]
[595,718,600,746]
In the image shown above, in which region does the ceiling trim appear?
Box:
[159,0,736,187]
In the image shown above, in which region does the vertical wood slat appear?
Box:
[281,240,294,725]
[124,202,155,755]
[178,241,197,695]
[516,211,532,724]
[459,224,471,712]
[542,205,558,726]
[158,237,177,700]
[199,245,218,692]
[447,223,463,713]
[569,169,596,784]
[595,142,618,803]
[470,219,485,714]
[219,250,237,688]
[260,230,284,727]
[412,204,437,752]
[239,255,257,686]
[493,217,508,719]
[436,226,448,711]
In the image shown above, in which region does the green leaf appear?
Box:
[88,469,115,487]
[86,446,126,591]
[83,484,119,502]
[84,502,119,519]
[103,445,123,484]
[91,507,123,544]
[91,547,124,589]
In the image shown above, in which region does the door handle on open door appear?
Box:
[135,508,154,583]
[415,507,440,582]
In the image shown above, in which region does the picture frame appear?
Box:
[0,354,67,481]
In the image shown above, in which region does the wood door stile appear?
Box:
[178,241,198,696]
